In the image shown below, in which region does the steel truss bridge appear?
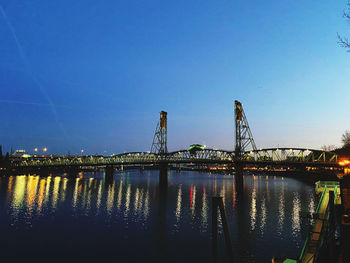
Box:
[11,148,339,170]
[4,101,343,173]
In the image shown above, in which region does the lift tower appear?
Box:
[151,111,168,154]
[234,100,257,157]
[151,111,169,194]
[234,100,257,193]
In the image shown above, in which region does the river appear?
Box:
[0,170,317,262]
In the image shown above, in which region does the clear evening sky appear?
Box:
[0,0,350,155]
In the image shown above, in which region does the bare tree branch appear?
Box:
[344,3,350,21]
[337,33,350,51]
[342,130,350,147]
[339,2,350,51]
[321,145,336,152]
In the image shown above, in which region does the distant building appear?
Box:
[12,149,26,156]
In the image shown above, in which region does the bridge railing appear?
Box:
[298,182,340,263]
[244,148,338,163]
[8,148,338,168]
[167,149,234,162]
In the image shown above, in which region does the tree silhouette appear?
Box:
[338,2,350,51]
[321,145,336,151]
[342,130,350,146]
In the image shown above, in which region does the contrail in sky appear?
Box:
[0,99,70,108]
[0,4,68,138]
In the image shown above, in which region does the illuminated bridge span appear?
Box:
[12,147,338,169]
[3,100,343,174]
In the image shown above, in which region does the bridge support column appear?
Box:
[159,162,168,189]
[157,161,168,262]
[296,164,307,173]
[68,167,78,178]
[235,162,244,193]
[105,165,115,185]
[39,167,50,177]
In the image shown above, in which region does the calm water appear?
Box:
[0,170,317,262]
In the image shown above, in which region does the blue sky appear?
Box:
[0,0,350,154]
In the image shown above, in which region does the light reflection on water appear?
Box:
[250,178,257,231]
[278,180,285,234]
[292,192,301,237]
[0,171,316,262]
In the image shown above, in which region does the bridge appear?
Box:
[1,100,343,179]
[10,147,338,168]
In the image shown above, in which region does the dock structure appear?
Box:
[282,181,341,263]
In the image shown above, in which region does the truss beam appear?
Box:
[151,111,168,154]
[234,100,257,157]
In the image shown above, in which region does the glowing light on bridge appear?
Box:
[339,159,350,166]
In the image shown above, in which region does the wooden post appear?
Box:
[212,197,219,263]
[212,196,234,263]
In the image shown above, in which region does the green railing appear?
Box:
[296,181,339,263]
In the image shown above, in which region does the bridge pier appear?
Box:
[159,162,168,189]
[39,167,50,177]
[68,171,76,178]
[235,162,244,193]
[67,167,79,178]
[105,165,115,185]
[156,162,168,262]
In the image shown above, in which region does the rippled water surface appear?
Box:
[0,170,316,262]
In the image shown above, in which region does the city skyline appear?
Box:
[1,0,350,154]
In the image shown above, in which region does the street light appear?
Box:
[34,148,38,152]
[43,147,47,153]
